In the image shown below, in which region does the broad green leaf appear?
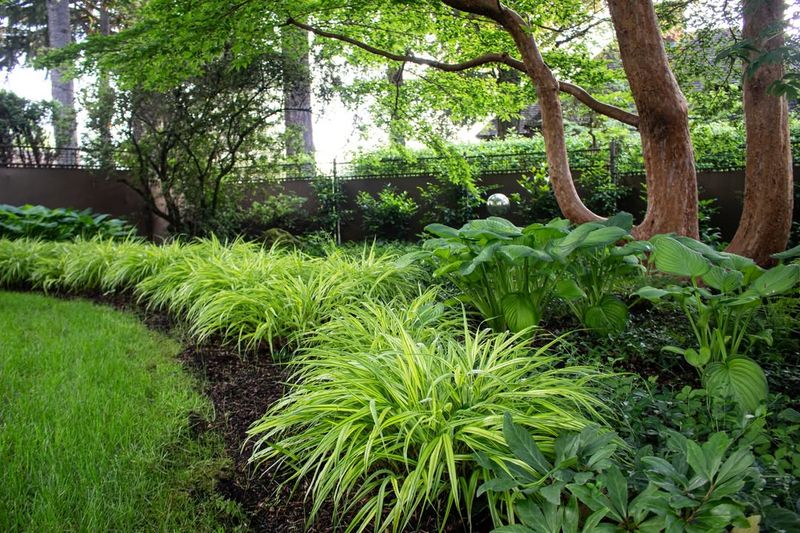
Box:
[502,412,551,474]
[748,264,800,297]
[579,226,629,249]
[702,266,744,293]
[498,244,552,263]
[555,279,586,300]
[459,242,501,276]
[704,357,768,413]
[650,235,711,278]
[684,347,711,368]
[635,286,669,301]
[460,218,522,241]
[771,243,800,261]
[395,251,430,269]
[603,211,634,231]
[424,223,460,239]
[583,295,628,335]
[611,241,651,256]
[501,292,542,332]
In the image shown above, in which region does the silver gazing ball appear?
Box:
[486,193,511,216]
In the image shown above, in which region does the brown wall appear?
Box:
[0,167,151,236]
[2,166,797,242]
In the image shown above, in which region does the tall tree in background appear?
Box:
[46,0,79,154]
[282,25,315,157]
[726,0,793,264]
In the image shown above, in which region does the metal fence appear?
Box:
[3,139,799,179]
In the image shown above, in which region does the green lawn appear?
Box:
[0,292,242,531]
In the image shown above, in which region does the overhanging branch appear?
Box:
[288,18,639,128]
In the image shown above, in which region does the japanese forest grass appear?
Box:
[248,291,613,533]
[0,292,241,531]
[0,236,424,356]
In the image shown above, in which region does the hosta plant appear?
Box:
[636,234,800,412]
[483,415,760,533]
[247,293,609,532]
[401,214,644,334]
[0,204,134,240]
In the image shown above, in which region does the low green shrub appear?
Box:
[483,415,762,533]
[0,204,134,240]
[356,186,418,240]
[248,292,609,532]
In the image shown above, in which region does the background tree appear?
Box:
[114,59,285,236]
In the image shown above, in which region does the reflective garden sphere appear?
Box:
[486,193,511,216]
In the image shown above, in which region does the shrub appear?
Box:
[356,186,418,240]
[238,193,309,238]
[0,204,134,241]
[248,292,608,532]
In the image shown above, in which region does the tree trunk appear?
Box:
[46,0,78,163]
[387,64,406,146]
[607,0,699,239]
[282,26,315,157]
[726,0,793,264]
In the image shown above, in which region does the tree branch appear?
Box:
[288,18,639,128]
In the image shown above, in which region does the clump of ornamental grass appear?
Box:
[248,291,609,532]
[0,238,62,287]
[101,239,188,291]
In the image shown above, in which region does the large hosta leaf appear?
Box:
[650,235,711,278]
[579,226,629,249]
[459,217,522,241]
[501,292,541,332]
[583,295,628,335]
[772,243,800,261]
[459,242,501,276]
[603,211,634,231]
[498,244,552,263]
[702,266,744,293]
[424,223,460,239]
[704,357,768,413]
[748,264,800,297]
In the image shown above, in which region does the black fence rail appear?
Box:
[3,139,798,179]
[0,145,96,169]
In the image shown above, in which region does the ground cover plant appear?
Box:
[248,292,610,532]
[0,291,243,531]
[0,236,424,355]
[403,214,646,335]
[0,230,798,532]
[0,204,134,240]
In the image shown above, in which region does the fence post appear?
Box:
[332,159,341,245]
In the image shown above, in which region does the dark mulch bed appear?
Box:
[178,342,340,532]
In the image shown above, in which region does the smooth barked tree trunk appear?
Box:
[282,25,315,157]
[726,0,793,264]
[46,0,78,160]
[607,0,699,239]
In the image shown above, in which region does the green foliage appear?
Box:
[636,234,800,412]
[0,204,135,241]
[0,291,243,531]
[484,415,760,533]
[404,214,644,335]
[0,236,422,356]
[311,175,351,235]
[237,193,309,238]
[0,90,56,161]
[356,186,418,240]
[248,292,608,532]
